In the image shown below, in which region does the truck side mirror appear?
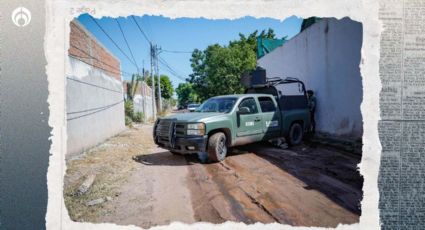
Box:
[238,107,251,115]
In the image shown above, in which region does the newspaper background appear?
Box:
[378,0,425,229]
[45,0,382,229]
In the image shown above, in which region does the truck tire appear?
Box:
[207,132,227,162]
[287,123,303,146]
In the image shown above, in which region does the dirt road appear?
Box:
[64,124,362,228]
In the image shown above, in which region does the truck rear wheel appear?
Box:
[287,123,303,146]
[207,132,227,162]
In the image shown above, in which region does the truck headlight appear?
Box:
[187,123,205,130]
[186,123,205,136]
[187,129,205,136]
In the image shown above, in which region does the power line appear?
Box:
[158,56,186,81]
[130,15,156,117]
[160,67,186,82]
[67,100,124,121]
[159,61,185,81]
[69,44,134,77]
[115,18,148,119]
[69,53,129,77]
[89,15,138,67]
[131,15,151,45]
[67,100,125,114]
[90,16,189,83]
[66,76,123,94]
[158,56,184,76]
[145,16,155,42]
[115,18,141,73]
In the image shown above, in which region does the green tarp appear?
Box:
[256,17,321,59]
[256,37,286,59]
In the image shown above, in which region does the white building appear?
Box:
[258,18,363,139]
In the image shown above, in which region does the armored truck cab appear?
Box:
[153,68,310,162]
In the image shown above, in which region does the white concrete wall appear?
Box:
[67,57,125,156]
[133,95,154,120]
[133,81,154,121]
[258,18,363,138]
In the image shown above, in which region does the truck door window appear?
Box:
[258,97,276,112]
[238,98,258,114]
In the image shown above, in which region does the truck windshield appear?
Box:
[196,97,237,113]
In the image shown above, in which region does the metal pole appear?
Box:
[156,45,162,113]
[150,43,156,121]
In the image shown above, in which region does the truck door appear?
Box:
[236,97,263,141]
[258,96,281,139]
[275,82,309,136]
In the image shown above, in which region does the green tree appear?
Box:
[176,82,199,106]
[146,74,174,100]
[188,29,280,100]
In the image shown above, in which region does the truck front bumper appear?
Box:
[155,135,208,154]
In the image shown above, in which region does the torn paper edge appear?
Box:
[45,0,382,229]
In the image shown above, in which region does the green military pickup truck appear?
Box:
[153,76,311,162]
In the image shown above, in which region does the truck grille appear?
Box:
[175,124,185,137]
[155,119,186,144]
[156,119,174,141]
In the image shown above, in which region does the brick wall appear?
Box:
[69,20,121,81]
[66,19,125,157]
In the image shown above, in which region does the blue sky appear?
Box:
[77,14,302,90]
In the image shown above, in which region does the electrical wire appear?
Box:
[158,57,187,81]
[89,16,190,84]
[158,56,184,76]
[131,15,151,45]
[115,18,141,73]
[67,100,124,121]
[69,44,133,77]
[67,100,125,114]
[89,15,138,67]
[66,76,123,94]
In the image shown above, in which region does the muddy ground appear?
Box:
[64,124,363,228]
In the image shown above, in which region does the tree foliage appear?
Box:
[176,82,199,106]
[146,75,174,100]
[188,29,279,101]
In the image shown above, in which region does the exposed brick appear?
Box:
[69,20,121,81]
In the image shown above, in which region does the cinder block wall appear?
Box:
[133,81,155,121]
[258,18,363,139]
[67,20,125,157]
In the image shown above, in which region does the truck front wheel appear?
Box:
[287,123,303,146]
[207,132,227,162]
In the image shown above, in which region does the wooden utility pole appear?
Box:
[150,43,156,121]
[155,45,162,113]
[142,63,147,122]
